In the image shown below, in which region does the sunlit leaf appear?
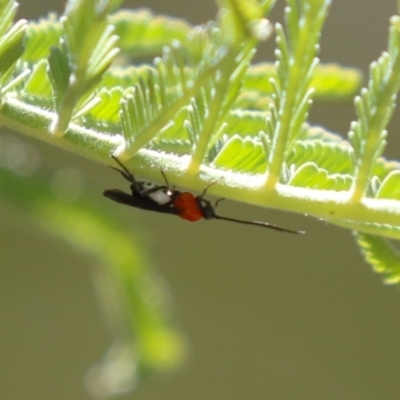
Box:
[288,161,353,190]
[356,233,400,285]
[349,16,400,202]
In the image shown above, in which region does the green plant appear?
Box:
[2,0,400,396]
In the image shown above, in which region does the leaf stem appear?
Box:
[0,97,121,158]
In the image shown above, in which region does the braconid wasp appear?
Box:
[103,156,179,216]
[104,157,304,234]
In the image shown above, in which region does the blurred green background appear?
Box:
[2,1,400,399]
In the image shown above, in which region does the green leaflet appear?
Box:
[214,0,272,40]
[23,16,62,62]
[154,107,189,142]
[0,0,26,95]
[0,0,18,36]
[377,170,400,200]
[373,158,400,182]
[212,128,355,177]
[213,134,266,173]
[48,43,71,111]
[82,87,124,127]
[223,109,268,137]
[49,0,120,135]
[186,45,257,169]
[101,65,154,89]
[92,62,362,108]
[110,9,192,58]
[287,140,354,175]
[22,59,53,108]
[148,139,191,155]
[356,233,400,285]
[264,0,331,190]
[353,161,400,287]
[242,63,362,104]
[23,9,192,63]
[288,162,353,190]
[117,41,196,157]
[349,16,400,202]
[310,63,362,101]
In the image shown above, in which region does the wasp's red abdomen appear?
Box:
[173,192,204,221]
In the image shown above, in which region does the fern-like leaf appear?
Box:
[117,7,264,165]
[376,170,400,200]
[356,233,400,284]
[288,162,353,191]
[23,14,61,62]
[0,0,26,95]
[287,139,354,175]
[213,134,266,173]
[264,0,331,189]
[110,9,192,58]
[118,42,193,158]
[49,0,119,136]
[240,62,361,109]
[22,59,53,107]
[349,16,400,203]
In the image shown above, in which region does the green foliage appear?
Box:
[263,0,331,189]
[0,0,26,94]
[23,14,61,62]
[110,9,192,58]
[349,15,400,203]
[4,0,400,395]
[241,63,362,108]
[48,0,120,135]
[356,233,400,285]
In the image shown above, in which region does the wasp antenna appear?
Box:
[111,155,131,177]
[214,214,305,234]
[160,170,170,188]
[214,198,225,208]
[110,155,136,183]
[200,178,224,199]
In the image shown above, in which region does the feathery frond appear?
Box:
[7,0,400,393]
[0,0,26,95]
[264,0,331,189]
[49,0,119,136]
[349,16,400,203]
[356,233,400,284]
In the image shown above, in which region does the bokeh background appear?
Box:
[1,1,400,399]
